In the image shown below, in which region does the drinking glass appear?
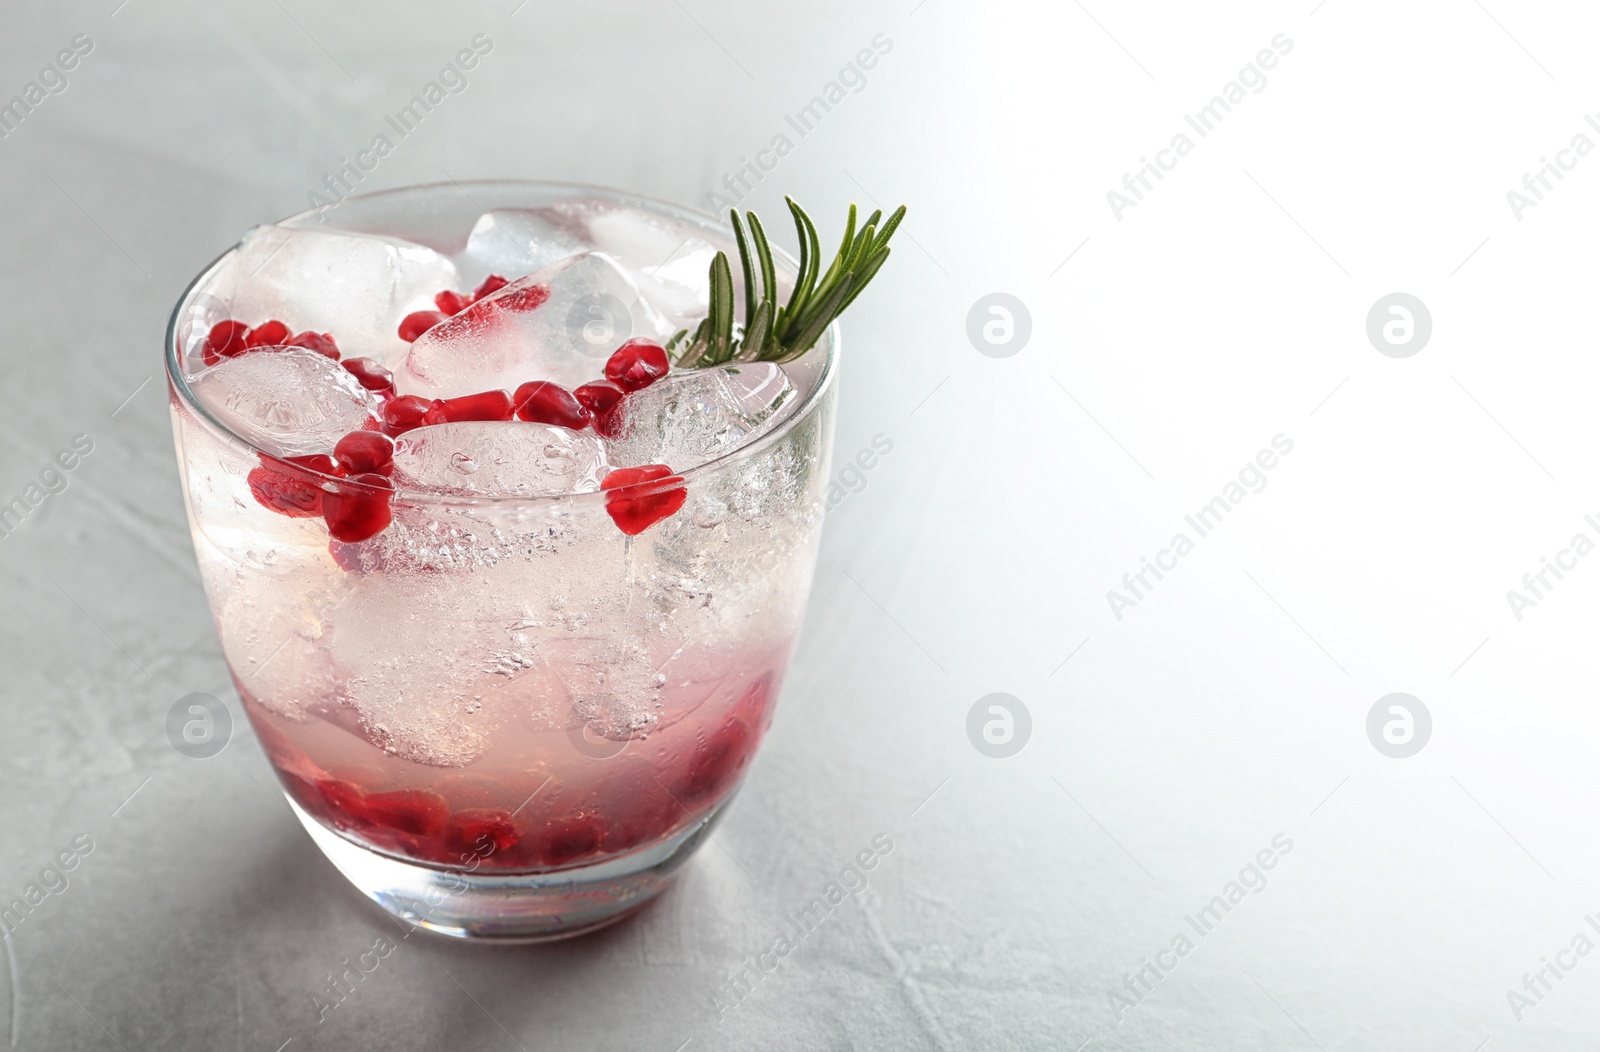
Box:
[165,181,837,940]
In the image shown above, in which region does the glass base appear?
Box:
[289,796,724,942]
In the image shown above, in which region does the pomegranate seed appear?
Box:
[328,540,364,574]
[600,465,686,535]
[513,381,591,429]
[596,406,627,439]
[605,789,684,853]
[604,339,670,392]
[315,779,371,830]
[434,289,470,315]
[341,357,395,395]
[247,453,339,517]
[537,816,605,867]
[497,285,550,313]
[472,274,509,301]
[288,331,341,360]
[333,431,394,476]
[602,464,675,489]
[383,394,443,435]
[322,472,394,542]
[276,770,321,816]
[681,716,755,804]
[444,809,520,858]
[424,389,514,424]
[398,310,448,343]
[573,380,625,415]
[575,380,627,438]
[362,789,448,836]
[203,320,250,365]
[245,319,291,348]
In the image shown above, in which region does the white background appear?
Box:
[2,0,1598,1048]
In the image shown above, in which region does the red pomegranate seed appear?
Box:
[444,809,520,858]
[341,357,395,395]
[434,289,470,315]
[398,310,448,343]
[275,770,321,815]
[315,779,370,830]
[362,789,448,836]
[424,389,514,424]
[382,394,443,435]
[513,381,591,429]
[537,816,605,867]
[573,380,625,415]
[322,472,394,542]
[575,380,627,438]
[497,284,551,313]
[328,539,365,574]
[245,319,291,348]
[203,320,250,365]
[604,339,670,392]
[333,431,394,476]
[288,331,341,360]
[472,274,509,301]
[600,464,686,536]
[246,453,339,517]
[602,464,674,489]
[681,716,755,804]
[605,789,684,853]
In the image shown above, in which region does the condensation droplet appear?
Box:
[450,452,477,474]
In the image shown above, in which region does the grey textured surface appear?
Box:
[5,1,1600,1049]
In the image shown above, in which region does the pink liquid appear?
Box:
[242,640,791,873]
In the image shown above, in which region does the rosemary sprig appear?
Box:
[675,197,906,367]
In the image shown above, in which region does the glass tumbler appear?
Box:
[165,181,837,940]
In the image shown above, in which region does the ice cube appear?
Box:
[328,572,506,767]
[397,251,674,398]
[212,539,348,721]
[207,224,459,367]
[455,209,590,288]
[581,206,723,327]
[606,362,796,471]
[392,421,610,497]
[190,348,380,457]
[530,635,662,740]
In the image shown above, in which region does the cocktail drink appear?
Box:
[163,181,901,940]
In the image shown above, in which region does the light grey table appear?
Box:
[4,1,1599,1049]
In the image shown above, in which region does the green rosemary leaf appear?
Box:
[730,208,757,335]
[782,197,815,329]
[849,212,881,264]
[837,246,890,313]
[816,204,856,293]
[784,273,854,359]
[835,203,858,268]
[748,211,784,339]
[747,211,777,309]
[845,222,878,273]
[677,317,711,368]
[708,251,736,363]
[740,299,775,361]
[814,249,844,305]
[679,197,903,366]
[801,205,821,290]
[872,205,907,250]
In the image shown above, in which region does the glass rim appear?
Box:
[163,177,838,507]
